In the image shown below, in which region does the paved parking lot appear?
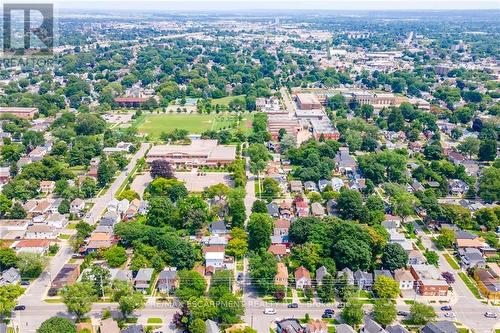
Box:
[131,171,233,195]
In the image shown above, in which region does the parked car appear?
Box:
[287,303,298,308]
[324,309,334,314]
[321,313,334,319]
[14,305,25,311]
[484,312,497,318]
[20,281,30,286]
[440,305,452,311]
[397,311,409,316]
[444,312,456,318]
[264,308,276,315]
[337,303,345,308]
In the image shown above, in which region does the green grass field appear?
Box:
[458,272,482,299]
[138,114,215,136]
[137,112,254,137]
[211,95,245,106]
[443,253,460,270]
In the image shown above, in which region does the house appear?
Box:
[274,262,289,287]
[134,268,154,291]
[268,244,288,258]
[374,270,393,280]
[335,147,357,173]
[157,267,178,294]
[338,268,354,285]
[40,180,55,194]
[336,324,356,333]
[205,319,221,333]
[331,177,344,191]
[100,318,120,333]
[267,202,280,218]
[274,219,290,239]
[304,181,318,192]
[25,225,58,239]
[458,248,486,269]
[209,221,227,235]
[276,318,304,333]
[386,325,410,333]
[326,199,337,215]
[85,232,114,252]
[294,197,309,217]
[354,270,373,290]
[45,213,69,229]
[361,317,387,333]
[50,264,80,292]
[295,266,311,289]
[307,319,327,333]
[454,230,477,240]
[0,267,21,285]
[394,269,415,290]
[318,179,330,192]
[311,202,325,217]
[316,266,328,285]
[455,238,485,249]
[100,211,120,226]
[381,220,398,230]
[70,198,85,215]
[448,179,469,196]
[110,269,133,283]
[408,250,426,265]
[410,264,448,296]
[290,180,303,193]
[279,201,293,219]
[12,239,50,254]
[0,167,11,184]
[420,321,457,333]
[473,268,500,300]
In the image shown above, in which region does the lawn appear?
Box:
[458,272,482,299]
[138,114,215,137]
[443,253,460,270]
[147,318,162,324]
[211,95,245,106]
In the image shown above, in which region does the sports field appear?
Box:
[137,113,254,137]
[138,114,215,137]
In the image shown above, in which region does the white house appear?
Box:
[25,225,58,239]
[394,269,415,290]
[45,213,69,229]
[70,198,85,215]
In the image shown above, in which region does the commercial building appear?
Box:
[0,107,38,119]
[114,97,149,108]
[147,140,236,168]
[267,116,302,141]
[410,264,448,296]
[50,264,80,292]
[295,93,322,110]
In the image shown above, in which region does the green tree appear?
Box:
[262,177,281,198]
[478,139,497,161]
[478,167,500,202]
[0,284,24,319]
[435,228,455,249]
[0,194,12,218]
[410,302,437,325]
[251,200,268,213]
[333,239,371,271]
[373,275,400,299]
[247,213,272,250]
[189,318,206,333]
[111,280,146,318]
[337,189,363,220]
[373,299,397,326]
[103,245,127,268]
[61,282,97,321]
[341,300,364,326]
[80,177,97,198]
[97,157,117,187]
[37,317,76,333]
[16,253,47,278]
[176,270,207,301]
[317,274,335,302]
[457,137,480,158]
[382,243,408,271]
[0,248,17,271]
[424,250,439,266]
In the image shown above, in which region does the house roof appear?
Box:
[295,266,311,281]
[336,324,356,333]
[15,239,50,248]
[159,267,177,280]
[203,245,225,253]
[274,219,291,229]
[135,268,153,281]
[456,238,484,248]
[386,324,410,333]
[268,244,287,256]
[363,316,387,333]
[307,319,327,331]
[276,262,289,280]
[420,321,457,333]
[100,318,120,333]
[454,230,477,240]
[205,319,220,333]
[394,269,415,282]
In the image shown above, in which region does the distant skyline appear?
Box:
[53,0,500,11]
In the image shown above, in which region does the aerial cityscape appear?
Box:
[0,1,498,333]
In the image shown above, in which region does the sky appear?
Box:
[52,0,500,11]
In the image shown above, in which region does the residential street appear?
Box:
[85,142,151,225]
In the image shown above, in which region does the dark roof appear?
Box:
[387,324,410,333]
[276,318,304,333]
[420,321,457,333]
[455,230,477,240]
[121,324,145,333]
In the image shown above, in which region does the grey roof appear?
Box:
[455,230,477,240]
[336,324,356,333]
[381,220,398,230]
[420,321,457,333]
[362,317,387,333]
[135,268,153,281]
[114,269,132,282]
[316,266,328,283]
[159,268,177,280]
[267,202,279,216]
[209,221,227,233]
[205,319,220,333]
[276,318,304,333]
[354,270,373,282]
[0,323,6,333]
[387,325,409,333]
[1,267,20,283]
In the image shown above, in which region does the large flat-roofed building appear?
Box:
[114,97,149,108]
[147,139,236,168]
[268,116,301,140]
[0,107,38,119]
[310,119,340,140]
[295,93,322,110]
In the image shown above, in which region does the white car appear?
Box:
[263,308,277,315]
[444,312,456,318]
